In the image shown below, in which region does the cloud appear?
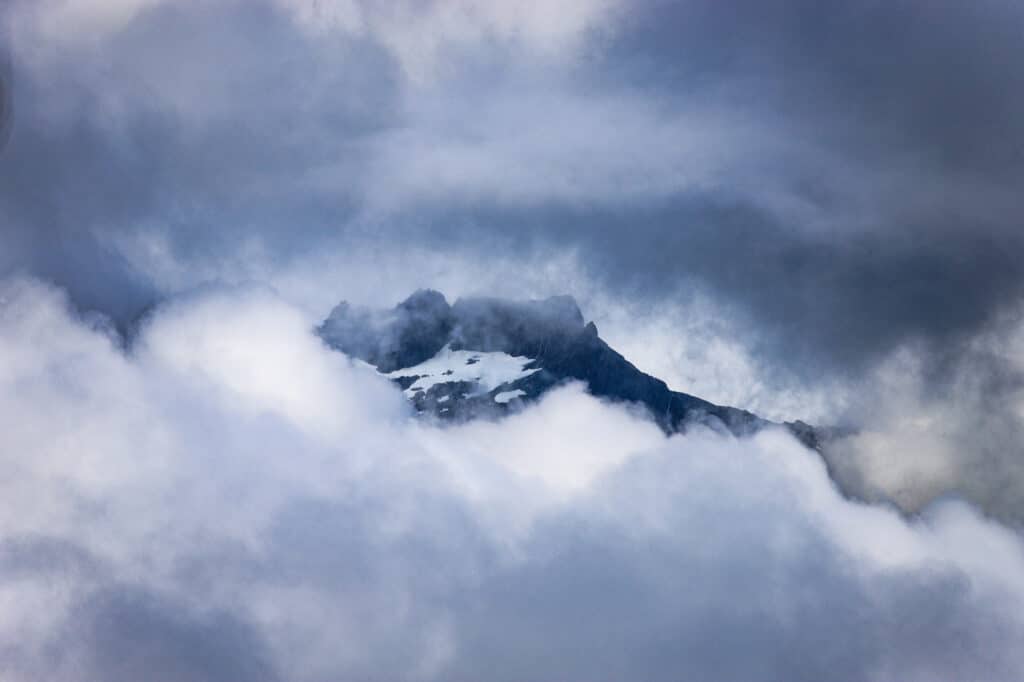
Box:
[822,321,1024,524]
[51,587,283,682]
[5,0,1023,375]
[4,0,1024,585]
[4,0,1022,383]
[271,0,616,81]
[2,277,1024,680]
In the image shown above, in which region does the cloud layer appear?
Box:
[3,4,1024,670]
[2,277,1024,680]
[5,0,1024,369]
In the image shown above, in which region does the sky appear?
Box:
[3,1,1024,679]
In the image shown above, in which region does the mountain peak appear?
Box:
[318,290,453,372]
[318,290,818,448]
[398,288,450,314]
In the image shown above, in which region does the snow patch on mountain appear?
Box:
[494,389,527,404]
[385,344,540,398]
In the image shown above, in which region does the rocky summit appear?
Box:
[318,290,820,448]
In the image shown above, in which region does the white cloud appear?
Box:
[2,276,1024,680]
[272,0,616,81]
[6,0,163,48]
[822,323,1024,522]
[138,284,407,439]
[5,0,615,87]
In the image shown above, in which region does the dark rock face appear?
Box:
[318,290,820,448]
[318,289,453,372]
[450,294,586,354]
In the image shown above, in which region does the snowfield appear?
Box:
[385,345,540,397]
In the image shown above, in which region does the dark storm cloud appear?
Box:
[3,0,1024,517]
[604,0,1024,169]
[5,0,1023,379]
[387,193,1024,381]
[0,0,398,320]
[578,0,1024,370]
[386,0,1024,378]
